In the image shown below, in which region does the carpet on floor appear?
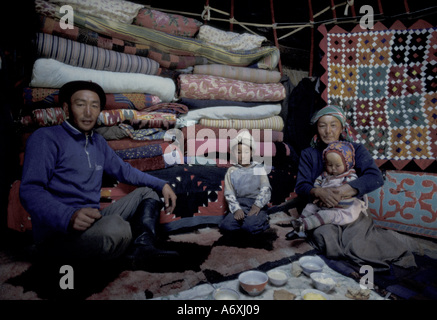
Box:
[2,212,314,300]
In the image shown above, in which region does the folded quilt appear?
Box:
[35,33,160,75]
[199,116,284,131]
[123,155,170,173]
[38,15,208,69]
[177,104,281,126]
[186,139,276,157]
[107,138,165,150]
[133,7,202,37]
[178,74,286,101]
[20,107,67,127]
[118,124,168,140]
[97,109,177,128]
[141,102,188,115]
[115,142,171,160]
[181,125,284,142]
[196,25,267,51]
[47,0,144,24]
[23,87,162,111]
[193,64,282,83]
[60,10,280,69]
[178,98,271,110]
[30,59,176,102]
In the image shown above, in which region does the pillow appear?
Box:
[367,170,437,239]
[133,8,202,37]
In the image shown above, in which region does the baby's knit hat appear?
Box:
[229,130,257,153]
[323,141,355,171]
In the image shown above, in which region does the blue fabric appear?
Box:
[219,197,269,234]
[295,142,384,201]
[20,121,166,242]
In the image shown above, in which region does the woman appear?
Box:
[289,105,416,271]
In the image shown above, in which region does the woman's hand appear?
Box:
[311,184,358,208]
[311,187,342,208]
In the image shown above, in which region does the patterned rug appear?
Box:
[1,212,313,300]
[319,19,437,170]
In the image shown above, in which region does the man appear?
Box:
[20,80,178,267]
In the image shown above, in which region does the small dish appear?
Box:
[310,272,336,292]
[298,256,324,275]
[301,289,330,300]
[267,269,288,286]
[213,288,240,300]
[238,270,268,296]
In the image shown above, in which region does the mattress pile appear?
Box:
[13,0,295,232]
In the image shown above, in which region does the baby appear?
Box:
[287,141,368,240]
[219,130,271,235]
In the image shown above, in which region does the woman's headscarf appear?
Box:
[310,105,355,148]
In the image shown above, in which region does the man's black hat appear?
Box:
[59,80,106,110]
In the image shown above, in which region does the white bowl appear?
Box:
[301,289,330,300]
[310,272,336,292]
[238,270,268,296]
[267,269,288,286]
[298,256,324,275]
[213,288,240,300]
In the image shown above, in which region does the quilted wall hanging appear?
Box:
[319,20,437,170]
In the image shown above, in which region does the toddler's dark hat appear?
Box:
[59,80,106,109]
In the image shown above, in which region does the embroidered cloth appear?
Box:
[319,20,437,170]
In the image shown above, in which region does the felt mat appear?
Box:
[321,253,437,300]
[2,212,313,300]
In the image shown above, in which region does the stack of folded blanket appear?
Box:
[176,65,291,167]
[13,0,295,232]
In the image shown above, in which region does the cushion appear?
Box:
[133,8,202,37]
[367,170,437,238]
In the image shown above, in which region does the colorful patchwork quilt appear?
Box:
[319,20,437,170]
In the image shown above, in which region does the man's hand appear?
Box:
[70,208,102,231]
[233,209,245,221]
[162,183,177,214]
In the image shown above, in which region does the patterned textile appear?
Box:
[193,64,282,84]
[97,110,177,128]
[35,33,160,75]
[319,20,437,170]
[20,107,67,127]
[118,124,167,141]
[196,25,267,51]
[178,105,282,127]
[178,74,286,102]
[114,142,173,160]
[38,15,208,69]
[107,138,165,150]
[367,170,437,239]
[186,139,277,157]
[133,7,202,37]
[199,116,284,131]
[60,10,280,69]
[23,87,162,111]
[181,125,284,143]
[47,0,144,24]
